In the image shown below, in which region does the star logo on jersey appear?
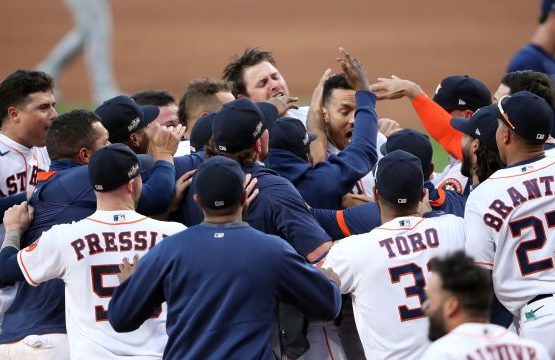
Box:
[0,150,9,156]
[439,178,463,193]
[25,240,39,252]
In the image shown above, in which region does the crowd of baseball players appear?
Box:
[2,4,555,360]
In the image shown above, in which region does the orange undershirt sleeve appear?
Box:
[411,93,463,160]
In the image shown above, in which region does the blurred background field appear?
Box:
[1,0,538,169]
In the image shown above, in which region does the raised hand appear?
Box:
[337,47,370,92]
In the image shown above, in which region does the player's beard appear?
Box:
[427,307,448,341]
[460,146,472,178]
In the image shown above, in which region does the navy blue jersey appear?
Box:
[507,43,555,79]
[266,91,379,209]
[108,222,341,360]
[426,181,467,217]
[311,180,467,240]
[0,158,176,344]
[311,203,381,240]
[180,162,330,257]
[173,151,204,179]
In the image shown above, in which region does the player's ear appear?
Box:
[127,178,135,193]
[253,138,262,153]
[372,187,379,202]
[77,147,92,164]
[463,109,474,119]
[321,106,330,124]
[193,194,200,207]
[444,296,460,319]
[7,106,20,123]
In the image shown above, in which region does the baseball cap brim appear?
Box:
[141,105,160,124]
[379,142,388,156]
[450,117,473,136]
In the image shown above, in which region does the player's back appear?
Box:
[465,156,555,313]
[336,214,465,359]
[43,210,184,359]
[421,323,551,359]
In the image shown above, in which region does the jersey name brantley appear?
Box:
[483,176,554,231]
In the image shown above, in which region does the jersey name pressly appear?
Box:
[323,215,465,360]
[464,156,555,314]
[17,210,185,360]
[0,133,50,197]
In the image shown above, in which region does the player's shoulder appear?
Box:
[424,213,463,226]
[38,219,83,240]
[147,218,186,234]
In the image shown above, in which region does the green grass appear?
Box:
[431,138,449,170]
[56,102,93,114]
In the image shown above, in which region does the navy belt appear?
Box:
[527,294,553,305]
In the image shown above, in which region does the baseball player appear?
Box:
[1,144,185,359]
[0,70,55,199]
[108,156,341,359]
[37,0,120,104]
[321,150,466,359]
[465,91,555,357]
[223,47,387,196]
[370,74,492,194]
[422,251,550,359]
[266,47,379,210]
[0,69,56,330]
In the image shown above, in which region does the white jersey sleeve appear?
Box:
[464,191,494,270]
[17,225,67,286]
[322,237,359,294]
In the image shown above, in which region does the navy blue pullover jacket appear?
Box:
[109,222,341,360]
[266,91,378,209]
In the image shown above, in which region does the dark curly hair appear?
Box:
[429,251,492,317]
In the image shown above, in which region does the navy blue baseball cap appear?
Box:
[540,0,555,23]
[212,99,278,153]
[190,112,215,153]
[451,104,499,148]
[375,150,424,205]
[495,91,554,143]
[270,117,316,160]
[380,129,433,174]
[95,95,160,144]
[194,156,245,209]
[433,75,491,112]
[88,144,141,192]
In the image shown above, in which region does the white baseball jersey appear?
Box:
[0,133,50,329]
[0,133,50,198]
[431,156,468,194]
[421,323,550,360]
[17,210,185,360]
[323,214,465,360]
[464,156,555,314]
